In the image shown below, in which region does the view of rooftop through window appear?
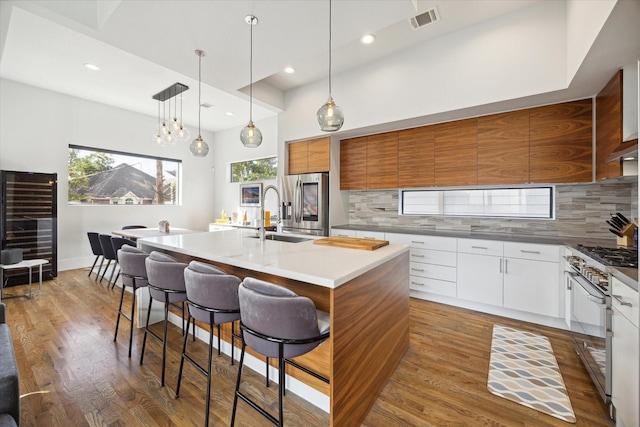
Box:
[68,145,182,205]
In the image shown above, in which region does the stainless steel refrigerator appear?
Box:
[280,173,329,236]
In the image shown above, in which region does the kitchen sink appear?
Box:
[247,234,312,243]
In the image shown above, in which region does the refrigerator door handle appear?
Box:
[294,178,301,223]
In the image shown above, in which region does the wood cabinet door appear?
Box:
[398,126,435,188]
[434,118,478,187]
[367,132,398,189]
[477,110,529,185]
[288,141,308,175]
[340,136,367,190]
[596,70,623,181]
[307,137,331,173]
[529,98,593,183]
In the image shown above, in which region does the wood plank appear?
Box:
[478,110,530,185]
[5,268,615,427]
[434,118,478,186]
[596,70,623,181]
[530,98,593,183]
[366,131,399,189]
[313,237,389,250]
[307,137,331,173]
[288,140,308,175]
[330,251,410,427]
[340,136,367,190]
[398,125,435,188]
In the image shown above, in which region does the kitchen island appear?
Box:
[137,229,410,427]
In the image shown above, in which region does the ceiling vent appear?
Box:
[409,7,439,30]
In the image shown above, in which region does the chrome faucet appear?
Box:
[260,184,281,241]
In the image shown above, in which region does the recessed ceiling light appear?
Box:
[623,156,637,161]
[361,34,376,44]
[83,63,100,71]
[226,112,234,116]
[284,67,295,74]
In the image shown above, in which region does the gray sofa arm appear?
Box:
[0,302,20,426]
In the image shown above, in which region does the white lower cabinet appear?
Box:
[386,232,457,297]
[611,277,639,427]
[330,229,356,237]
[458,252,503,305]
[457,239,561,318]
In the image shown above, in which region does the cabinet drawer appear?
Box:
[410,276,456,297]
[391,234,456,251]
[612,277,639,328]
[410,262,456,282]
[410,248,456,267]
[503,242,560,262]
[457,239,503,256]
[355,230,386,240]
[331,229,356,238]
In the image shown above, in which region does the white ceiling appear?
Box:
[0,0,547,133]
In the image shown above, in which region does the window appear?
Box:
[400,187,554,219]
[230,157,277,183]
[68,145,181,205]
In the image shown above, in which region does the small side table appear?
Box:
[0,259,49,300]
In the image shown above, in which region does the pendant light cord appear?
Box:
[249,16,254,122]
[198,52,202,136]
[328,0,332,98]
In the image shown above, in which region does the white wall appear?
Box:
[209,115,279,222]
[0,78,217,270]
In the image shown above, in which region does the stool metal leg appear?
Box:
[139,297,153,366]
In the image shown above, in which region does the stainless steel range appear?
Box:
[565,245,638,419]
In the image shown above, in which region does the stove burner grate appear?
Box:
[575,245,638,268]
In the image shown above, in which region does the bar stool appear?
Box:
[86,232,104,279]
[140,251,188,387]
[98,234,118,285]
[114,245,149,357]
[175,261,242,426]
[109,236,136,289]
[231,278,330,427]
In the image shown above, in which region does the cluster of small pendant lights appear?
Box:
[156,0,342,157]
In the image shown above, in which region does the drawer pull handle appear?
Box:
[521,250,541,254]
[411,254,425,258]
[411,240,425,244]
[411,281,424,286]
[612,294,632,307]
[471,246,488,250]
[411,268,425,272]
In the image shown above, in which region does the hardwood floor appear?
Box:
[3,269,614,427]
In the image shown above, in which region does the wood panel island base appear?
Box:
[137,230,410,427]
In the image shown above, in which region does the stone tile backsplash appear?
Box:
[347,176,638,239]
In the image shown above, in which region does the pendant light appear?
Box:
[190,49,209,157]
[240,15,262,148]
[175,92,191,142]
[151,100,166,146]
[316,0,344,132]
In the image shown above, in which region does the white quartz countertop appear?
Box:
[138,230,409,288]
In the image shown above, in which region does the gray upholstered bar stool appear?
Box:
[109,236,136,289]
[175,261,242,427]
[231,278,330,427]
[140,251,188,387]
[114,245,149,357]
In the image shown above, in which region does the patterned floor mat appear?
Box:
[487,325,576,423]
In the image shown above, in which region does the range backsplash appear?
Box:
[347,176,638,239]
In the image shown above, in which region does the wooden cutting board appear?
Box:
[313,236,389,250]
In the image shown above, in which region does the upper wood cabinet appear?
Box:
[288,137,330,175]
[596,70,623,181]
[340,136,367,190]
[477,110,530,185]
[529,98,593,183]
[434,118,478,187]
[367,132,398,189]
[398,126,435,188]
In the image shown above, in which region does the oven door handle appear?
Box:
[575,279,606,305]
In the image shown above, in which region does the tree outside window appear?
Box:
[230,157,277,183]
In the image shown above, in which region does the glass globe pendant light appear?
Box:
[151,100,167,146]
[317,0,344,132]
[190,50,209,157]
[175,93,191,142]
[240,15,262,148]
